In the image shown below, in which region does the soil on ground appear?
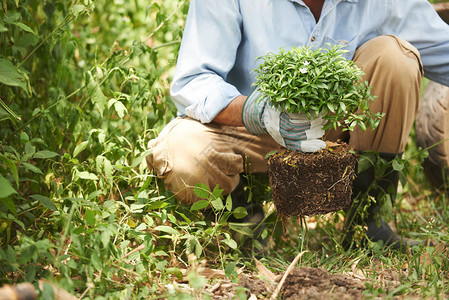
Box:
[279,267,365,299]
[235,267,365,299]
[267,142,357,217]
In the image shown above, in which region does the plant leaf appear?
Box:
[78,171,98,181]
[73,141,88,158]
[30,194,57,210]
[193,183,210,199]
[0,174,17,198]
[211,198,224,211]
[232,207,248,219]
[114,101,128,118]
[11,21,36,35]
[22,162,43,175]
[0,154,19,187]
[154,225,178,235]
[190,200,209,211]
[0,58,27,91]
[33,150,59,159]
[85,209,96,226]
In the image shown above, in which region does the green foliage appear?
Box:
[253,45,384,132]
[0,0,448,298]
[0,0,214,297]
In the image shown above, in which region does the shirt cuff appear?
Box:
[184,84,242,123]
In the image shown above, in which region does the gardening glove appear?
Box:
[242,88,327,152]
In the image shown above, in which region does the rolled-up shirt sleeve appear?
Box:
[170,0,243,123]
[384,0,449,87]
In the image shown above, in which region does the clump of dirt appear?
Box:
[267,142,357,217]
[280,267,365,300]
[239,274,271,298]
[236,267,365,299]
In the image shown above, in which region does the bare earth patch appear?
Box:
[278,267,365,299]
[207,266,366,299]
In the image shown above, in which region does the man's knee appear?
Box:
[146,117,242,205]
[355,35,423,80]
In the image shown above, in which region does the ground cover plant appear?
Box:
[0,0,449,299]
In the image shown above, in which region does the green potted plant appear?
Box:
[253,45,383,217]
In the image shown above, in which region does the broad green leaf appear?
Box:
[103,157,113,179]
[0,58,27,91]
[114,101,128,118]
[166,267,183,280]
[190,200,209,211]
[3,11,20,23]
[85,209,96,226]
[0,197,16,215]
[379,194,393,222]
[0,155,19,187]
[131,150,152,168]
[70,4,86,17]
[16,33,38,48]
[392,160,404,172]
[211,198,224,211]
[73,141,88,158]
[135,223,147,231]
[98,132,106,144]
[147,200,168,210]
[193,183,210,199]
[223,238,237,249]
[195,240,203,257]
[0,174,17,198]
[225,195,232,211]
[154,225,178,235]
[167,214,178,225]
[22,162,43,175]
[358,121,366,131]
[33,150,59,159]
[100,230,111,248]
[87,190,104,200]
[88,81,107,116]
[0,21,7,33]
[10,22,36,35]
[78,171,98,181]
[178,212,192,224]
[232,207,248,219]
[130,203,145,213]
[357,155,375,174]
[20,132,29,143]
[90,251,101,270]
[211,184,224,200]
[225,262,238,277]
[24,142,35,156]
[30,194,57,210]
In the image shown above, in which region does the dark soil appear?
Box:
[280,267,365,300]
[237,267,365,299]
[267,142,357,217]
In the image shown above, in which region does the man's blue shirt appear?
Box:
[170,0,449,123]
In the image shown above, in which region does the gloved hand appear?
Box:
[242,88,326,152]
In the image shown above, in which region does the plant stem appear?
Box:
[145,0,188,41]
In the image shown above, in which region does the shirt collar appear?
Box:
[289,0,358,5]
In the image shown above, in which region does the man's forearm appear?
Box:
[212,95,246,126]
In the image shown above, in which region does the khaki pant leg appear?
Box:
[146,117,280,205]
[327,35,423,153]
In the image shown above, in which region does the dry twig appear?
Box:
[270,251,308,300]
